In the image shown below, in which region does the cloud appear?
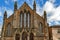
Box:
[43,1,55,13]
[48,0,56,3]
[49,6,60,21]
[12,0,17,2]
[0,7,2,17]
[43,1,60,26]
[6,9,13,17]
[26,0,30,2]
[5,0,9,4]
[0,23,2,30]
[2,7,13,17]
[39,0,44,4]
[36,4,43,16]
[0,12,2,17]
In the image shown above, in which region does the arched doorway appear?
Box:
[15,34,20,40]
[22,32,28,40]
[30,32,34,40]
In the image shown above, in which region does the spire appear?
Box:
[4,11,7,20]
[14,1,17,11]
[33,0,36,12]
[44,11,47,21]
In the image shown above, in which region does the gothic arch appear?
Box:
[15,34,20,40]
[30,32,34,40]
[22,32,28,40]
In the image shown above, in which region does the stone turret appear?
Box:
[33,0,36,12]
[4,11,7,20]
[44,11,47,21]
[14,1,17,11]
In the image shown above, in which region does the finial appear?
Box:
[34,0,36,4]
[4,11,7,19]
[4,11,7,16]
[44,10,47,21]
[44,11,46,15]
[33,0,36,12]
[14,1,17,11]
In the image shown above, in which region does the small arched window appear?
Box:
[15,34,20,40]
[30,32,34,40]
[7,23,11,36]
[39,22,43,33]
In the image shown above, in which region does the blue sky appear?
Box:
[0,0,60,30]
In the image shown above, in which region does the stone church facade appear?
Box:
[1,1,50,40]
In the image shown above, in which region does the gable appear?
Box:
[18,2,34,14]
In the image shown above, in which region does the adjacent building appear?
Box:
[50,25,60,40]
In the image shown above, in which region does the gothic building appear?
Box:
[1,1,50,40]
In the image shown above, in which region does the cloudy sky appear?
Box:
[0,0,60,30]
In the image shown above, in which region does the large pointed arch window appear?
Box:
[20,11,31,28]
[20,11,23,27]
[7,23,11,36]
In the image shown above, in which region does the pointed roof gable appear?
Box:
[19,2,33,11]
